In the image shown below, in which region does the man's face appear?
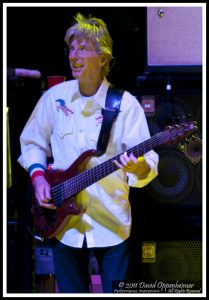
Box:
[69,37,103,82]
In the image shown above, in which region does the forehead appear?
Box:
[70,36,95,48]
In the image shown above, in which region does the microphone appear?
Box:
[8,68,41,79]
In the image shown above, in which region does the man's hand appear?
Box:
[32,176,57,209]
[114,152,151,179]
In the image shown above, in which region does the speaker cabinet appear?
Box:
[132,73,202,240]
[130,74,203,288]
[137,74,202,213]
[138,76,202,220]
[144,241,202,282]
[146,7,202,70]
[130,240,202,291]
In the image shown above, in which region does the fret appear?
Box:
[52,131,169,202]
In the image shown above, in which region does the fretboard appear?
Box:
[51,130,168,206]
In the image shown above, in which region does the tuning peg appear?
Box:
[194,121,198,128]
[178,142,185,150]
[191,134,197,140]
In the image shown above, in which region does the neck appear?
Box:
[79,77,103,96]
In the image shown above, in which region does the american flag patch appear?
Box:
[56,99,74,117]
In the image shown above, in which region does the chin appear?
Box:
[72,71,82,79]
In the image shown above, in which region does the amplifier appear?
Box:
[34,247,55,275]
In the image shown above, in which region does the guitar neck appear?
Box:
[59,131,166,199]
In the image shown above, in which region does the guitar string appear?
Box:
[50,130,168,206]
[49,124,191,207]
[50,130,176,206]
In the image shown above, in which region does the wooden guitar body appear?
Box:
[32,149,97,239]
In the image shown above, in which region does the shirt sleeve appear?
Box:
[17,90,53,171]
[121,92,159,188]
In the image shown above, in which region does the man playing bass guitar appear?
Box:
[18,13,159,293]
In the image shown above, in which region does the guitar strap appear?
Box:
[96,84,124,156]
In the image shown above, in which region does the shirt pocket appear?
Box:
[53,121,73,139]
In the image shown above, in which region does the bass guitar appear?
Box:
[32,121,196,239]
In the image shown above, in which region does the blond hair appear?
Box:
[64,13,113,76]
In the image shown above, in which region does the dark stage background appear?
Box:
[6,6,203,294]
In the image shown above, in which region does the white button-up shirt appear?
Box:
[18,78,159,248]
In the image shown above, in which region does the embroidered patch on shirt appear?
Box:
[56,99,74,117]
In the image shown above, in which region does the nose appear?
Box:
[69,49,79,59]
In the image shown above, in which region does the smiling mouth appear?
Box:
[72,63,83,69]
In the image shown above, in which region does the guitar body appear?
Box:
[32,149,98,239]
[32,195,78,239]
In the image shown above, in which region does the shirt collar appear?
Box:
[71,78,110,109]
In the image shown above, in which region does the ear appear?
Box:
[99,54,108,66]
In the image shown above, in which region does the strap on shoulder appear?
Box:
[96,85,124,156]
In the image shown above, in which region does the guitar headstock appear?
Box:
[164,120,198,146]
